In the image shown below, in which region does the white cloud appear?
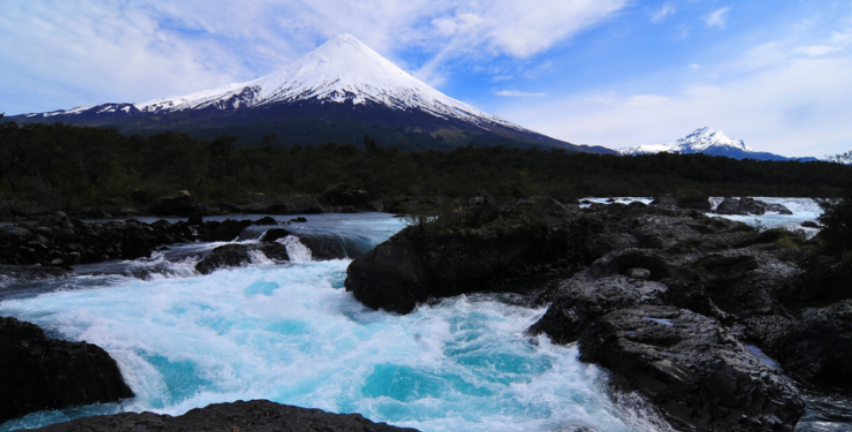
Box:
[705,7,732,29]
[495,46,852,157]
[624,94,670,107]
[496,90,546,97]
[651,2,676,23]
[688,63,703,70]
[796,45,844,56]
[0,0,628,114]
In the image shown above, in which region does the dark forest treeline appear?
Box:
[0,121,849,209]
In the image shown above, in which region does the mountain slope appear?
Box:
[9,35,612,153]
[619,128,817,161]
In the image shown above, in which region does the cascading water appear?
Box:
[0,213,668,432]
[0,209,841,432]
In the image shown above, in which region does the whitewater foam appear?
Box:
[0,258,662,432]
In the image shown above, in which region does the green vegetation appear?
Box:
[0,121,849,210]
[817,150,852,255]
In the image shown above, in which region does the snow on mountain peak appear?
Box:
[677,127,751,151]
[132,34,519,130]
[620,128,753,155]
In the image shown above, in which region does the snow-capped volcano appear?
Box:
[134,34,512,126]
[620,128,815,161]
[12,35,609,153]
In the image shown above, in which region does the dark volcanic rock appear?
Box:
[528,253,670,344]
[715,198,793,216]
[199,219,254,242]
[297,235,349,260]
[0,213,194,267]
[650,190,712,211]
[0,316,134,422]
[257,243,290,262]
[29,400,418,432]
[195,244,252,274]
[579,306,804,432]
[345,210,606,314]
[259,228,293,243]
[194,243,291,274]
[778,300,852,384]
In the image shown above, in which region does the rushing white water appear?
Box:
[0,214,664,432]
[707,197,822,237]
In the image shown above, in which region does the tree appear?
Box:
[817,150,852,255]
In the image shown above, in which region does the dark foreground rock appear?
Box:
[0,213,194,266]
[580,306,804,432]
[777,300,852,384]
[714,198,793,216]
[195,244,290,275]
[29,400,418,432]
[527,254,670,344]
[0,316,134,423]
[650,190,713,211]
[345,200,608,314]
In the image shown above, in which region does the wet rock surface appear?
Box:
[579,306,804,432]
[777,300,852,384]
[528,257,669,344]
[28,400,418,432]
[714,198,793,216]
[345,199,607,314]
[347,195,844,431]
[194,243,291,274]
[0,316,134,423]
[0,213,195,267]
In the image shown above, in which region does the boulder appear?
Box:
[296,235,348,260]
[260,228,293,243]
[579,306,804,432]
[28,399,418,432]
[195,244,251,275]
[257,243,290,262]
[651,190,712,211]
[199,219,253,242]
[0,316,134,422]
[777,300,852,384]
[528,267,668,344]
[345,213,606,315]
[715,198,793,216]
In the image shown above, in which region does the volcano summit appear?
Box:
[10,35,609,153]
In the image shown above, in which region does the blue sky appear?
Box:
[1,0,851,156]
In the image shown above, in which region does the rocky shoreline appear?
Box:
[0,192,843,432]
[25,400,418,432]
[0,317,134,423]
[345,193,849,431]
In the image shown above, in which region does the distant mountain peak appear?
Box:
[677,127,752,152]
[620,128,815,161]
[106,33,520,131]
[10,34,613,153]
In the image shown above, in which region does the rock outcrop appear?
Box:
[28,400,418,432]
[345,200,607,314]
[714,198,793,216]
[0,317,134,422]
[195,243,290,274]
[0,213,194,266]
[776,300,852,384]
[579,306,804,432]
